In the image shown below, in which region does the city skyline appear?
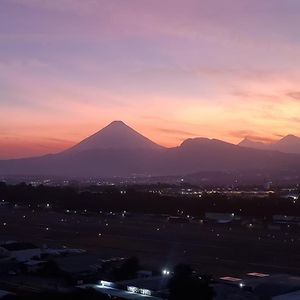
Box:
[1,0,300,158]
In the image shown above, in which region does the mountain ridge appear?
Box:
[238,134,300,154]
[1,121,300,181]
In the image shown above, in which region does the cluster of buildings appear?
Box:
[0,240,299,299]
[78,272,300,300]
[167,212,300,231]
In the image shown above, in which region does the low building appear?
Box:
[167,216,190,224]
[0,242,41,262]
[79,283,164,299]
[273,215,300,225]
[205,212,238,224]
[23,260,47,272]
[116,275,169,298]
[236,274,300,299]
[213,283,256,300]
[0,289,14,299]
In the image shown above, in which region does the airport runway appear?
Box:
[1,207,299,278]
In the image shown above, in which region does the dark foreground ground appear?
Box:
[0,206,299,278]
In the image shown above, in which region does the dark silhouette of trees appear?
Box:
[38,260,62,277]
[112,256,140,281]
[168,264,214,300]
[0,182,299,218]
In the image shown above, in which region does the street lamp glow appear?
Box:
[162,269,170,276]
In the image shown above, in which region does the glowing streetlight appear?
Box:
[162,269,170,276]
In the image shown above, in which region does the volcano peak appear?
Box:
[65,120,163,153]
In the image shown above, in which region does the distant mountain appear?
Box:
[272,135,300,154]
[239,135,300,154]
[238,138,267,150]
[66,120,163,153]
[172,137,300,174]
[1,121,300,182]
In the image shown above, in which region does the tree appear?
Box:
[112,256,140,281]
[168,264,214,300]
[38,260,62,277]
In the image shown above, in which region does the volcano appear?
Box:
[66,120,163,153]
[1,121,300,181]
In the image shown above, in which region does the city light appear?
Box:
[127,286,139,293]
[100,280,113,287]
[162,269,170,276]
[139,288,151,296]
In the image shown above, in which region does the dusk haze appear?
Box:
[1,2,300,300]
[1,0,300,159]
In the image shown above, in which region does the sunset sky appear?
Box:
[1,0,300,159]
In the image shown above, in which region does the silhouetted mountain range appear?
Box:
[239,134,300,154]
[1,121,300,180]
